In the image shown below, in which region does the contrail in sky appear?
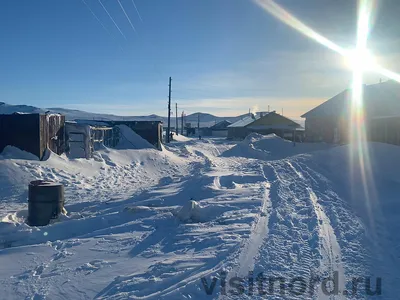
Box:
[98,0,127,40]
[81,0,109,34]
[131,0,143,22]
[81,0,124,51]
[117,0,136,32]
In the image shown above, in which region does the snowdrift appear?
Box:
[294,142,400,298]
[304,141,400,228]
[2,135,400,299]
[221,133,332,160]
[0,139,184,221]
[171,134,191,142]
[115,125,155,149]
[0,146,39,161]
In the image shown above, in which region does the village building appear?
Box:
[209,120,231,137]
[227,111,301,140]
[301,80,400,144]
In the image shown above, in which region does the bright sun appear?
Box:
[345,48,377,72]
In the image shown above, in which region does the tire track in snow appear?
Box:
[289,161,345,299]
[249,160,350,300]
[257,161,321,300]
[192,143,271,279]
[308,189,345,299]
[236,179,270,277]
[219,164,271,300]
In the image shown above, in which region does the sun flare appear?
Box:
[345,48,377,72]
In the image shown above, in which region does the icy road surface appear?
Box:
[0,134,399,299]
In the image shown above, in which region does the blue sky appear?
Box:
[1,0,399,117]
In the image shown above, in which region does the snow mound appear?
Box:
[115,125,154,149]
[0,146,39,160]
[221,133,331,160]
[174,200,227,223]
[124,206,154,213]
[172,134,191,142]
[175,200,203,222]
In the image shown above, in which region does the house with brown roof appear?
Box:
[227,111,301,140]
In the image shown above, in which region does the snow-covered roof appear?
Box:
[247,124,303,130]
[228,115,256,128]
[210,120,231,130]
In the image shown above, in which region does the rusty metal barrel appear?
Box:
[28,180,64,226]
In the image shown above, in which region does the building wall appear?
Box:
[305,115,400,145]
[368,117,400,145]
[227,127,249,140]
[40,114,66,157]
[199,128,212,136]
[304,116,348,143]
[211,130,228,137]
[0,114,66,160]
[0,114,42,158]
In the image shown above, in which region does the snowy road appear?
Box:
[0,135,398,299]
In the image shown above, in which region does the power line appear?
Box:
[117,0,136,33]
[98,0,127,40]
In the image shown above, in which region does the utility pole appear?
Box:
[167,77,172,143]
[197,113,200,139]
[268,105,270,112]
[181,111,184,135]
[175,103,178,135]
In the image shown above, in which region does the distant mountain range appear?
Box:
[0,102,304,127]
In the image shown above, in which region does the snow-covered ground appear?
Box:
[0,133,398,299]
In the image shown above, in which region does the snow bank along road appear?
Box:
[0,134,398,299]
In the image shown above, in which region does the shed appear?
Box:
[77,120,163,150]
[0,113,65,160]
